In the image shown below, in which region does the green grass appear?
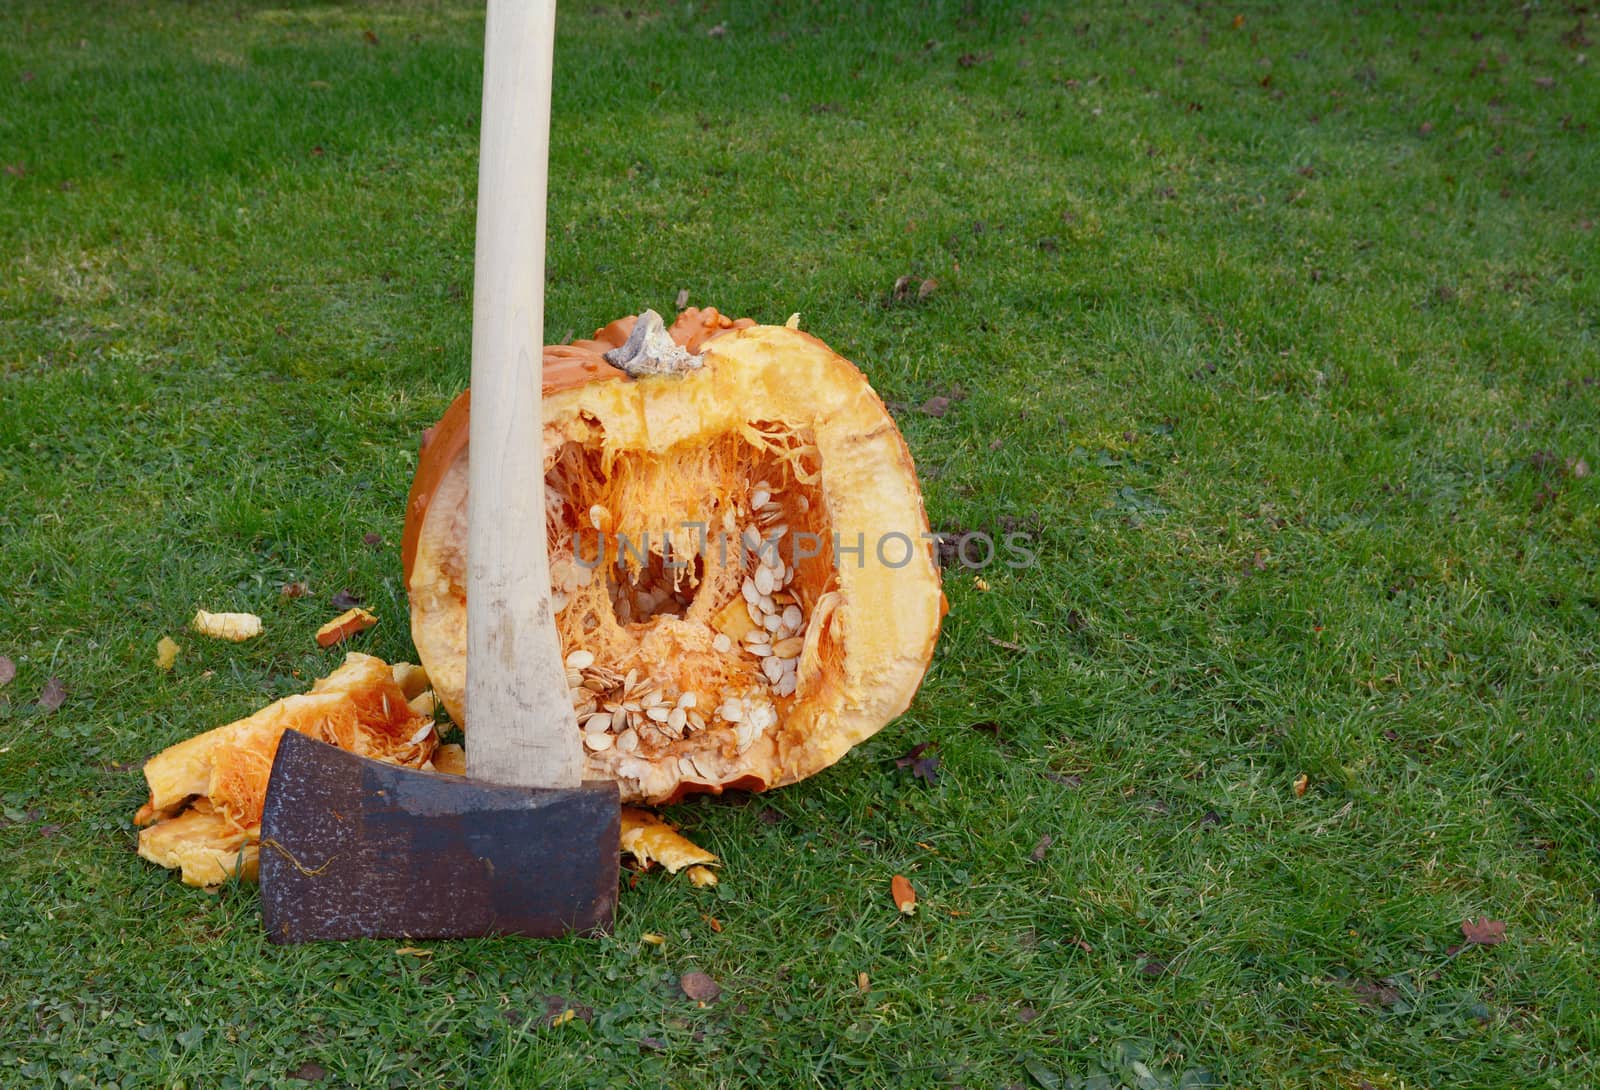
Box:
[2,1,1598,1086]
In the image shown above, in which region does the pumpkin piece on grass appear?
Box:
[315,606,378,648]
[404,307,945,806]
[134,652,437,888]
[619,806,719,874]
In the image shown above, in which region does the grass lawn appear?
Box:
[2,1,1598,1086]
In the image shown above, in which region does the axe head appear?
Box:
[259,731,619,943]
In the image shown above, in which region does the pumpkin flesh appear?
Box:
[407,310,942,804]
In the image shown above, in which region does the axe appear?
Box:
[259,0,620,943]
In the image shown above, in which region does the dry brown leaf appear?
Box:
[315,607,378,648]
[619,807,719,874]
[192,609,262,642]
[0,656,15,687]
[640,932,666,945]
[1293,772,1309,797]
[679,971,721,1003]
[891,874,917,915]
[38,677,66,713]
[857,971,870,992]
[1462,917,1507,946]
[395,946,433,957]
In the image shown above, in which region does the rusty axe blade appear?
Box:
[259,731,619,943]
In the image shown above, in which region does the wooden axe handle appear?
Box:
[466,0,579,789]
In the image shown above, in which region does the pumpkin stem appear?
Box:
[604,309,704,377]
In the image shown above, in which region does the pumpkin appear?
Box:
[403,307,944,804]
[134,653,441,887]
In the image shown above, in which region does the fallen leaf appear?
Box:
[3,163,25,177]
[969,720,1001,737]
[279,581,309,600]
[638,1036,666,1052]
[192,609,263,641]
[548,1008,576,1027]
[894,742,940,785]
[680,970,721,1002]
[1567,457,1590,479]
[917,277,938,301]
[706,22,726,38]
[394,946,432,957]
[675,287,690,309]
[1232,14,1245,28]
[315,607,378,648]
[1029,834,1053,862]
[685,864,718,888]
[1017,1005,1040,1023]
[38,677,66,712]
[0,656,14,687]
[329,590,364,611]
[918,395,951,417]
[1349,979,1401,1008]
[891,874,917,915]
[703,914,722,933]
[857,971,869,992]
[893,274,915,300]
[1044,772,1083,788]
[974,575,991,591]
[1461,917,1506,946]
[288,1062,327,1082]
[1024,1055,1063,1089]
[362,28,379,45]
[362,532,382,548]
[155,636,180,671]
[1138,955,1169,977]
[987,636,1026,652]
[640,932,666,946]
[1293,772,1309,797]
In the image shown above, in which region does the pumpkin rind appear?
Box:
[405,309,942,805]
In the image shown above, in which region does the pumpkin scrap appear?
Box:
[891,874,917,915]
[314,606,378,647]
[191,609,262,642]
[155,636,180,671]
[619,807,719,874]
[404,306,945,806]
[134,653,439,888]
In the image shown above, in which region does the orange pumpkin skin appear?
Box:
[403,308,943,805]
